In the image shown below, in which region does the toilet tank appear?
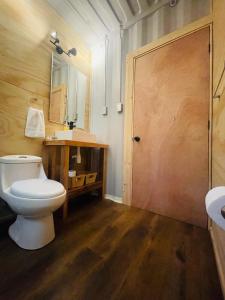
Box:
[0,155,47,193]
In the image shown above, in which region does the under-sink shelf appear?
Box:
[67,181,103,199]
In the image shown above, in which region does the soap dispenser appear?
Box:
[68,121,76,130]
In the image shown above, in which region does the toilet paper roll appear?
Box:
[205,186,225,230]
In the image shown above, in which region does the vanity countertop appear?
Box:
[43,139,109,148]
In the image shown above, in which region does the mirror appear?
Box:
[49,53,88,129]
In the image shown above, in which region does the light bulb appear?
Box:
[50,31,57,39]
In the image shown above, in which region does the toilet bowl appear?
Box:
[0,155,66,250]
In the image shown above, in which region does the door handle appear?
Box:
[133,136,141,142]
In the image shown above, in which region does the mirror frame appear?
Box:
[49,52,90,131]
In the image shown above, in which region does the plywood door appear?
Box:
[132,28,210,228]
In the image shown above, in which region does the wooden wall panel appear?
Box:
[210,0,225,297]
[0,0,91,157]
[212,0,225,187]
[212,0,225,92]
[210,221,225,298]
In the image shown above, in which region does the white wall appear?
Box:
[90,0,210,199]
[91,32,123,197]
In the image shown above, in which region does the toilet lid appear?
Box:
[10,179,65,199]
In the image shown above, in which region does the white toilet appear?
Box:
[0,155,66,250]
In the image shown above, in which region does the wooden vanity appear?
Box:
[43,140,108,219]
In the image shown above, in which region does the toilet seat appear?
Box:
[11,179,65,199]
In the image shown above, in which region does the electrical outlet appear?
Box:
[116,103,123,113]
[101,106,108,116]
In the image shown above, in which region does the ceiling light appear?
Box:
[50,31,57,39]
[50,33,77,57]
[67,48,77,57]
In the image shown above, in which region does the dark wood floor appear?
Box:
[0,197,223,300]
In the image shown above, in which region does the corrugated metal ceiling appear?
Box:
[48,0,177,47]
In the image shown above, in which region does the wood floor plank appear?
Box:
[76,212,155,300]
[30,207,149,299]
[0,199,222,300]
[114,215,180,300]
[0,199,123,299]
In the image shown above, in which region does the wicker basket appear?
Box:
[85,172,97,184]
[69,174,85,189]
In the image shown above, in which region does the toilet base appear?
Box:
[9,214,55,250]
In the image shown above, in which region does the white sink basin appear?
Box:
[55,129,97,143]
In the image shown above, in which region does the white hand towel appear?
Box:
[25,107,45,138]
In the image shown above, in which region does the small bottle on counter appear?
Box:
[68,170,76,178]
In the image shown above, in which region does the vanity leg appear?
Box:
[50,146,57,180]
[42,146,50,177]
[60,145,70,220]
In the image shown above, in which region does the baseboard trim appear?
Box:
[105,194,123,204]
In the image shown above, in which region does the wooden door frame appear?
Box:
[123,15,213,205]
